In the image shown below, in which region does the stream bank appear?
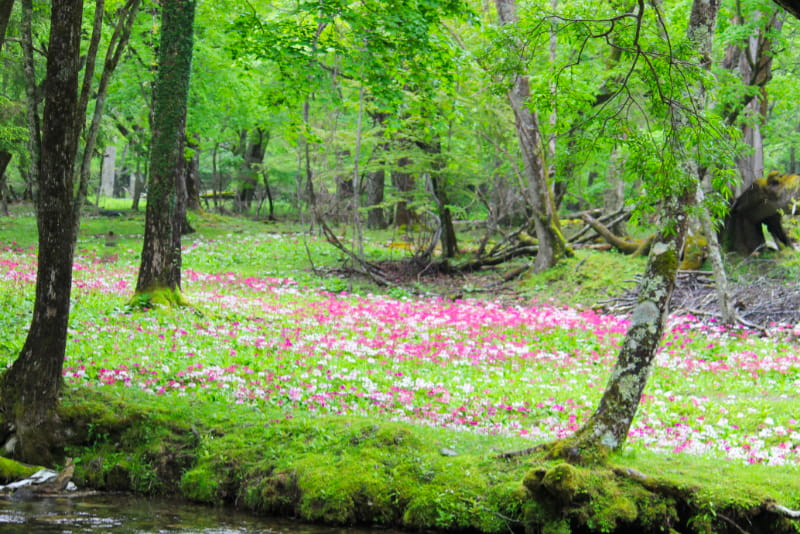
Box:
[1,387,794,534]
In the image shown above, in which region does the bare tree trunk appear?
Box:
[72,0,141,242]
[393,156,415,228]
[421,139,458,258]
[185,134,202,211]
[0,0,83,465]
[495,0,569,272]
[367,113,389,229]
[0,151,10,216]
[722,8,783,194]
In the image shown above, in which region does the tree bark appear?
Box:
[773,0,800,18]
[554,0,720,462]
[421,139,458,258]
[722,172,800,254]
[0,150,11,216]
[721,9,782,194]
[392,156,415,228]
[0,0,83,465]
[0,0,13,54]
[185,134,202,211]
[495,0,569,272]
[366,113,390,230]
[135,0,196,299]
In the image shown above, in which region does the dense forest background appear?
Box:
[2,0,798,265]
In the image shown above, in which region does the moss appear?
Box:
[127,287,188,310]
[54,388,800,534]
[0,456,42,483]
[181,464,221,503]
[649,242,679,280]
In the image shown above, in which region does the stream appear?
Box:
[0,494,387,533]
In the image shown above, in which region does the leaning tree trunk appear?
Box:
[0,0,83,465]
[553,193,692,461]
[135,0,196,301]
[551,0,720,463]
[495,0,569,272]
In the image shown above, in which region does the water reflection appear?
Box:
[0,494,366,534]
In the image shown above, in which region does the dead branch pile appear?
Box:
[600,270,800,328]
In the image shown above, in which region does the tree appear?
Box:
[0,0,13,53]
[0,0,84,465]
[134,0,197,304]
[494,0,570,272]
[772,0,800,19]
[549,0,722,463]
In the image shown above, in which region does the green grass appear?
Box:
[3,205,800,533]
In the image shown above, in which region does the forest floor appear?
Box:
[2,207,800,534]
[368,247,800,330]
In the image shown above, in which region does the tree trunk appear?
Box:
[553,0,720,462]
[135,0,196,300]
[237,128,267,213]
[392,156,415,228]
[773,0,800,18]
[495,0,569,272]
[73,0,140,243]
[0,150,11,216]
[420,139,458,258]
[721,9,782,194]
[185,134,202,211]
[366,167,386,229]
[0,0,83,465]
[0,0,13,54]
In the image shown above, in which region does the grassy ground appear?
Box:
[1,205,799,533]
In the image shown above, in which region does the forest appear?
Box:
[3,0,800,533]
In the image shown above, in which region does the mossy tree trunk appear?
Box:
[495,0,569,273]
[554,193,691,460]
[554,0,720,463]
[0,0,83,465]
[135,0,196,300]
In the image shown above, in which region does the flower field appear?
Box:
[2,230,800,467]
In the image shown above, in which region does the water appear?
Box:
[0,494,376,534]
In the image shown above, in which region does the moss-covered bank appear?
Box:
[22,387,794,534]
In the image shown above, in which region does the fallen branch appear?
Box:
[580,213,652,255]
[765,501,800,519]
[318,218,392,286]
